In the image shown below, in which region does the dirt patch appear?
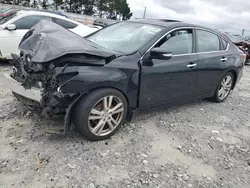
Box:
[1,64,250,188]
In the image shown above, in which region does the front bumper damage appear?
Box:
[4,73,42,102]
[4,20,120,134]
[4,54,83,135]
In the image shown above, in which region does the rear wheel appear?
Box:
[73,88,128,141]
[212,72,234,103]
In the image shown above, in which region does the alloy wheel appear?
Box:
[88,95,124,136]
[218,75,233,100]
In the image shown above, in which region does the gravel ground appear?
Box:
[0,63,250,188]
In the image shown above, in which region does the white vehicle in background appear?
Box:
[0,10,98,59]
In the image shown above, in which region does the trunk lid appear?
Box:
[19,20,119,63]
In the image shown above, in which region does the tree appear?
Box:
[82,0,95,15]
[31,0,38,8]
[64,0,73,12]
[53,0,63,10]
[96,0,109,16]
[64,0,81,13]
[1,0,133,18]
[107,0,116,17]
[121,7,132,20]
[106,0,132,20]
[41,0,49,9]
[119,0,132,20]
[21,0,30,7]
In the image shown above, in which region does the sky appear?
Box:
[127,0,250,36]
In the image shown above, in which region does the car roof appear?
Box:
[26,9,67,17]
[17,10,67,19]
[129,18,218,33]
[15,10,79,24]
[130,18,181,27]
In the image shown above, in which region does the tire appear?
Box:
[73,88,128,141]
[212,72,234,103]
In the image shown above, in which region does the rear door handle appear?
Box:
[220,57,228,62]
[187,63,197,68]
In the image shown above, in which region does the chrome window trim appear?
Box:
[171,43,229,57]
[141,27,194,59]
[172,53,195,57]
[195,27,221,37]
[195,43,229,54]
[141,26,229,59]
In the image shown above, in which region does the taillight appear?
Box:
[240,53,246,64]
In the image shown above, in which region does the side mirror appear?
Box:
[6,24,16,31]
[150,47,172,59]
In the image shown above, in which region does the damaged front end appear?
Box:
[6,53,86,136]
[9,53,80,117]
[4,20,119,134]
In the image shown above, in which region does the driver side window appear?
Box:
[155,29,193,55]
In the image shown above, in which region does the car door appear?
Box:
[195,29,231,96]
[0,15,52,58]
[139,28,199,110]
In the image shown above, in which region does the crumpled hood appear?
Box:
[19,20,119,63]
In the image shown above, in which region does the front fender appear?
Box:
[57,66,138,109]
[60,66,127,92]
[59,66,137,133]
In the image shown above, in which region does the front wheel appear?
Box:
[73,88,128,141]
[212,72,234,103]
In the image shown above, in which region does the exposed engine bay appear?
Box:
[10,53,79,117]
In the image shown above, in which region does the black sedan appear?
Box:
[4,19,244,141]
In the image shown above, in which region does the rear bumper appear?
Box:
[3,73,43,102]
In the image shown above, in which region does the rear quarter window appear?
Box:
[197,30,220,52]
[53,18,77,29]
[221,38,228,50]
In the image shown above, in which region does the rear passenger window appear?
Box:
[53,18,77,29]
[221,38,228,50]
[197,30,220,52]
[155,29,193,55]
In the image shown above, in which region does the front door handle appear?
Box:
[220,57,228,62]
[187,63,197,68]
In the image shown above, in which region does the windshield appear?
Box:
[88,22,163,53]
[0,12,17,25]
